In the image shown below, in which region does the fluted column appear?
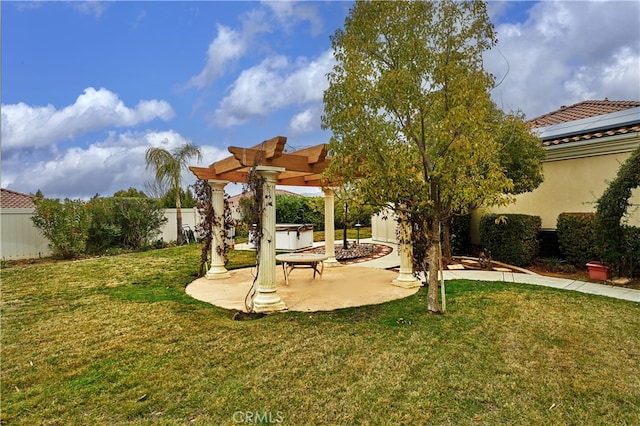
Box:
[206,180,231,279]
[392,207,421,288]
[252,166,287,313]
[323,187,339,266]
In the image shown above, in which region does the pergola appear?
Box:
[189,136,419,313]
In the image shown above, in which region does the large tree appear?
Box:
[323,0,514,313]
[145,143,202,245]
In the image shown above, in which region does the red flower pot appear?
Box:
[586,262,609,281]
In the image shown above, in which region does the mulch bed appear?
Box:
[303,243,393,265]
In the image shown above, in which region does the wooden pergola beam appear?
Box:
[192,137,332,187]
[228,147,330,174]
[286,144,328,164]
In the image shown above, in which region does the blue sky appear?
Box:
[2,1,639,199]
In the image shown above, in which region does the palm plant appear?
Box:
[145,143,202,245]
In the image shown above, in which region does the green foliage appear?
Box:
[86,197,167,253]
[86,198,121,252]
[113,187,147,198]
[480,214,541,266]
[31,198,91,259]
[322,0,511,312]
[556,213,597,268]
[334,197,374,230]
[622,226,640,277]
[497,110,546,195]
[158,187,196,208]
[276,194,311,223]
[594,145,640,277]
[275,195,326,231]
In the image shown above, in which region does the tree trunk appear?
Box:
[176,188,184,245]
[427,179,442,314]
[427,219,442,313]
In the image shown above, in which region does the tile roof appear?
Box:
[529,99,640,128]
[1,188,37,208]
[528,99,640,147]
[541,123,640,147]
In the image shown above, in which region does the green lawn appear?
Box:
[2,244,639,425]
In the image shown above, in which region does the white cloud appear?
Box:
[486,0,640,118]
[185,1,327,91]
[262,1,323,35]
[184,24,247,89]
[289,107,320,137]
[213,49,334,127]
[3,130,227,200]
[1,87,175,151]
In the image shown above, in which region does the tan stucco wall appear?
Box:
[488,149,640,229]
[374,133,640,244]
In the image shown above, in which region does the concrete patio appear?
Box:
[186,239,640,312]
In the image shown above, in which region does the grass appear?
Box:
[2,244,639,425]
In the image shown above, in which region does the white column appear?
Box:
[252,166,287,313]
[323,187,339,266]
[392,208,421,288]
[206,180,231,279]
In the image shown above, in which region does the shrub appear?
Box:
[450,214,472,256]
[556,213,597,267]
[275,195,326,231]
[31,198,91,259]
[276,194,312,224]
[87,197,167,253]
[480,214,541,266]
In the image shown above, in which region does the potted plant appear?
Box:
[586,261,609,281]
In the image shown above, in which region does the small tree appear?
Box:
[31,198,91,259]
[145,143,202,245]
[323,0,511,313]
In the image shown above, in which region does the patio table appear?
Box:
[275,253,329,286]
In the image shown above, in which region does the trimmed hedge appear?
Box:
[480,214,541,266]
[556,213,597,268]
[451,214,472,256]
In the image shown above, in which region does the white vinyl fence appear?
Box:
[159,208,203,243]
[1,208,53,260]
[1,208,204,261]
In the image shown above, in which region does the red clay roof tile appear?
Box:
[529,99,640,128]
[1,188,37,208]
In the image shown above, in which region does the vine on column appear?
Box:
[193,179,233,277]
[242,165,272,311]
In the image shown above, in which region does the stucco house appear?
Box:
[372,99,640,252]
[484,100,640,243]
